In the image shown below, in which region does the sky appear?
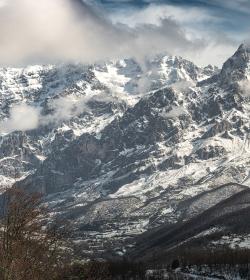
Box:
[101,0,250,35]
[0,0,248,67]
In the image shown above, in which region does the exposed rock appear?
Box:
[202,120,232,139]
[196,145,226,160]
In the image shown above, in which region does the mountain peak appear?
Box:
[237,43,250,52]
[197,44,250,87]
[232,43,250,61]
[215,44,250,87]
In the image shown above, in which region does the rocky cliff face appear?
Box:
[1,46,250,257]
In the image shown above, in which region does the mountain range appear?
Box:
[0,44,250,259]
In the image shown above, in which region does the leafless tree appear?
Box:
[0,187,67,280]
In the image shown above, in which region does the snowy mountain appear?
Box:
[0,45,250,258]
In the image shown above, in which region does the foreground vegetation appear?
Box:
[0,188,250,279]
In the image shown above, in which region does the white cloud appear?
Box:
[0,0,242,68]
[239,80,250,97]
[171,81,195,92]
[40,95,91,126]
[0,0,225,67]
[0,0,6,8]
[110,4,218,27]
[190,41,238,67]
[0,0,121,65]
[0,96,91,134]
[0,104,40,134]
[0,93,119,134]
[109,3,239,66]
[161,105,187,119]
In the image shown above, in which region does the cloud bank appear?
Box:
[109,3,239,66]
[0,0,233,67]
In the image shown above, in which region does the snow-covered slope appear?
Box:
[0,54,212,190]
[0,46,249,258]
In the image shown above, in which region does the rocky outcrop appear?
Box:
[196,145,226,160]
[202,120,232,139]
